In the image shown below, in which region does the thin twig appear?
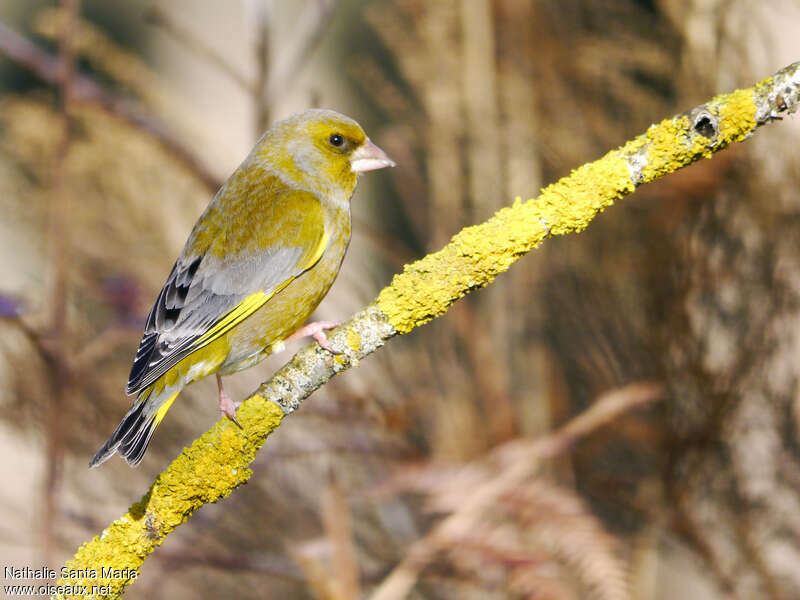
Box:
[158,547,303,580]
[143,6,252,93]
[322,470,361,599]
[253,0,271,135]
[0,19,221,193]
[69,325,137,374]
[264,0,338,104]
[41,0,79,564]
[1,317,57,369]
[369,382,664,600]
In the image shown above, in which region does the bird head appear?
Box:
[257,109,395,201]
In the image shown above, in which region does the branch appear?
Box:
[54,61,800,599]
[369,382,664,600]
[143,6,252,94]
[264,0,338,104]
[41,0,79,563]
[0,19,221,193]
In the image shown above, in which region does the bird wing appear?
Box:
[126,187,329,394]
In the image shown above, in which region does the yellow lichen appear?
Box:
[715,87,758,145]
[54,397,283,599]
[376,76,769,335]
[377,149,634,334]
[347,328,362,352]
[636,116,694,182]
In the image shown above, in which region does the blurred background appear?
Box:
[1,1,800,598]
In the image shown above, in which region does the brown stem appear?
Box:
[144,6,252,93]
[253,0,271,136]
[370,382,663,600]
[263,0,338,104]
[0,19,221,193]
[41,0,80,564]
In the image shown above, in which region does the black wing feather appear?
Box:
[127,255,202,394]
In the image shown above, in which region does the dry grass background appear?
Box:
[1,1,800,599]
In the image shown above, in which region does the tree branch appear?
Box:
[369,381,664,600]
[54,61,800,599]
[263,0,338,106]
[143,6,252,94]
[0,19,221,193]
[41,0,79,564]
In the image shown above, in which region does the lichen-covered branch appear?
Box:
[55,61,800,599]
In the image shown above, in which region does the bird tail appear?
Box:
[89,386,180,468]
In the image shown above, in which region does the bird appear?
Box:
[90,109,395,467]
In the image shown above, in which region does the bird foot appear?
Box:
[286,320,341,353]
[217,375,242,429]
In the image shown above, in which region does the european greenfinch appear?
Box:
[91,109,395,467]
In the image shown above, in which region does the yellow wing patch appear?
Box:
[302,229,329,271]
[194,290,272,347]
[190,226,327,352]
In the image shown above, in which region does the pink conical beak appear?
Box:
[350,140,396,173]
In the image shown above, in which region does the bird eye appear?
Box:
[329,133,344,147]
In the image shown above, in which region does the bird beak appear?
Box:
[350,140,396,173]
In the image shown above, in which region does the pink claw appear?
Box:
[217,374,242,429]
[285,320,341,353]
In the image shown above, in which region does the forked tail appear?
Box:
[89,387,179,468]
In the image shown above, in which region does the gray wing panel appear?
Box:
[126,245,304,394]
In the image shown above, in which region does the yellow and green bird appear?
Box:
[91,109,395,467]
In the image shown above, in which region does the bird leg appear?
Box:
[285,320,341,353]
[216,374,242,429]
